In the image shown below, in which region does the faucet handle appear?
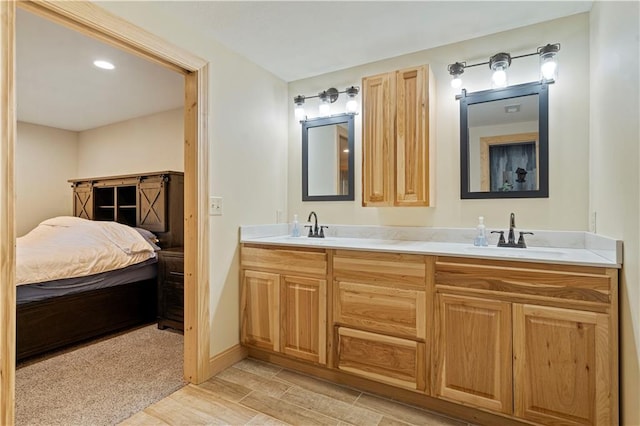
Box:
[319,225,328,238]
[304,225,314,237]
[491,230,506,245]
[517,231,534,248]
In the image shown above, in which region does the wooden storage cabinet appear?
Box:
[157,247,184,331]
[240,245,327,365]
[332,250,429,391]
[434,257,618,426]
[362,65,435,207]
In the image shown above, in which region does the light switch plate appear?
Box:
[209,196,223,216]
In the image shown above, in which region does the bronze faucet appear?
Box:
[491,212,533,248]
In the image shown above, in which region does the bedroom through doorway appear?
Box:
[3,2,211,422]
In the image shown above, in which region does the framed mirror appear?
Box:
[460,81,549,199]
[302,114,355,201]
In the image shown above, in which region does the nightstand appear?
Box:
[157,247,184,332]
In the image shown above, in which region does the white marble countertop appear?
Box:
[240,224,622,268]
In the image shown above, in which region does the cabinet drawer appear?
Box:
[337,327,425,391]
[241,246,327,276]
[333,250,427,289]
[335,281,426,340]
[435,257,614,305]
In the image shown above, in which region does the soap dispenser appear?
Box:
[474,216,488,246]
[291,214,301,237]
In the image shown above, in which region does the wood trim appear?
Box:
[2,2,211,422]
[479,132,539,192]
[208,344,248,377]
[17,1,205,73]
[0,2,16,423]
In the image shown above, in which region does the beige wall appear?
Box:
[76,108,184,178]
[15,122,78,237]
[589,2,640,424]
[95,2,290,356]
[288,14,590,231]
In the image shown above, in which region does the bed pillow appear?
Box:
[133,227,162,251]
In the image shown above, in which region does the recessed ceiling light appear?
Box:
[93,60,115,70]
[504,104,521,113]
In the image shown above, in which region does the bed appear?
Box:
[16,216,161,361]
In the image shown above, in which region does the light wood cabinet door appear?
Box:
[395,65,429,206]
[281,275,327,365]
[362,71,395,207]
[240,270,280,351]
[337,327,426,391]
[513,304,612,426]
[434,293,512,414]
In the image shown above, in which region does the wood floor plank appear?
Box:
[233,358,283,378]
[281,386,382,426]
[275,369,361,404]
[245,413,290,425]
[118,410,170,426]
[168,384,258,424]
[355,393,467,426]
[144,396,224,425]
[240,390,339,425]
[198,376,253,402]
[217,366,291,398]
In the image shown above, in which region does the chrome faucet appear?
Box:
[305,211,327,238]
[491,212,533,248]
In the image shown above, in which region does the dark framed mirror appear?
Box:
[460,81,549,199]
[302,114,355,201]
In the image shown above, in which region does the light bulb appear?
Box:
[319,101,331,116]
[492,69,507,87]
[294,105,306,120]
[538,43,560,82]
[346,98,358,113]
[451,76,462,89]
[541,60,557,80]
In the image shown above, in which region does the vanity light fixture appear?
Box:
[293,86,360,121]
[447,43,560,93]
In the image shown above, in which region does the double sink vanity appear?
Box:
[239,221,621,426]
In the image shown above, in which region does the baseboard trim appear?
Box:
[207,344,248,377]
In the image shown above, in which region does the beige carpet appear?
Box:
[16,324,185,426]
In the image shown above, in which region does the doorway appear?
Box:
[0,1,211,423]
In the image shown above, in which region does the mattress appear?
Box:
[17,257,158,305]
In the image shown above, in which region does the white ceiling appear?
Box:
[17,1,592,132]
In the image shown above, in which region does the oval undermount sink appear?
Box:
[464,246,566,258]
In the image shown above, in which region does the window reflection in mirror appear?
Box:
[460,82,549,199]
[302,114,354,201]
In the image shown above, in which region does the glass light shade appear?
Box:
[540,54,558,81]
[294,105,306,120]
[492,69,508,88]
[319,100,331,116]
[346,98,358,113]
[451,76,462,89]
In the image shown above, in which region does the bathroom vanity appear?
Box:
[239,225,620,426]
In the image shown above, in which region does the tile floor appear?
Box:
[121,358,472,426]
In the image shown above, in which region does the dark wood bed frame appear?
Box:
[16,171,183,361]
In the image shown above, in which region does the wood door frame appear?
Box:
[1,1,211,422]
[479,132,539,192]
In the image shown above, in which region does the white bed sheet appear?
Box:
[16,216,156,286]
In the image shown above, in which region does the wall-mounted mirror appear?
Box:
[460,81,549,199]
[302,114,355,201]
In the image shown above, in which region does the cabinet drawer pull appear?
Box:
[169,271,184,278]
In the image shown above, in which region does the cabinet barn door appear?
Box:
[241,270,280,351]
[72,183,93,220]
[513,304,611,426]
[434,293,513,414]
[362,71,395,206]
[280,275,326,364]
[138,177,167,232]
[395,65,429,206]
